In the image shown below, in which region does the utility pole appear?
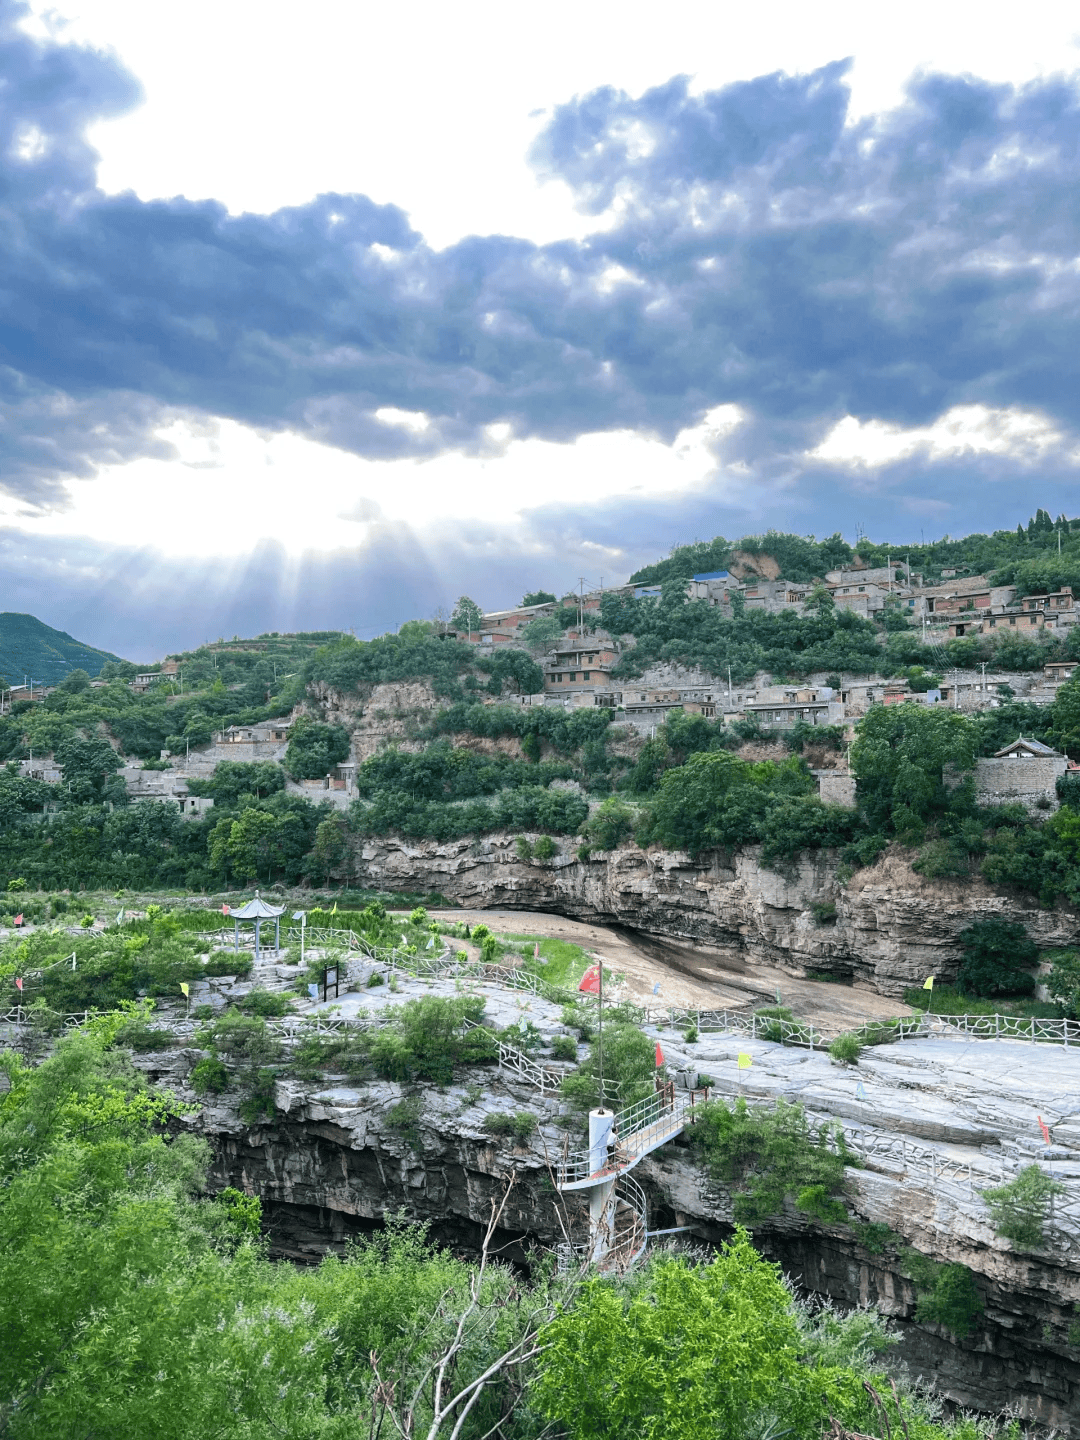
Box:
[578,577,585,633]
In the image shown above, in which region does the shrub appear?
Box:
[683,1027,698,1044]
[514,836,534,861]
[550,1035,578,1061]
[688,1097,852,1225]
[203,952,253,978]
[810,900,837,925]
[906,1255,984,1337]
[482,1111,537,1141]
[113,1019,177,1052]
[582,797,636,851]
[982,1164,1065,1248]
[561,1022,657,1110]
[237,1067,277,1123]
[367,969,386,987]
[957,918,1038,998]
[533,834,556,861]
[239,988,292,1017]
[386,1095,423,1150]
[828,1033,862,1065]
[191,1056,229,1094]
[1047,949,1080,1017]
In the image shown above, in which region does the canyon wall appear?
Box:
[351,833,1079,997]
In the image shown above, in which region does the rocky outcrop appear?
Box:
[351,834,1079,997]
[145,1015,1080,1429]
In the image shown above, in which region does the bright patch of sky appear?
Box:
[812,406,1071,469]
[24,0,1080,248]
[0,406,745,558]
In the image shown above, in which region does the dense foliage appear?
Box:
[0,1031,1008,1440]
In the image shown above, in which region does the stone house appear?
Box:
[969,737,1068,815]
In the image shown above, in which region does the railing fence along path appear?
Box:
[643,1007,1080,1049]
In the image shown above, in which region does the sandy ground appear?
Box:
[428,909,913,1036]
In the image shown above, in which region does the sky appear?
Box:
[4,0,1080,659]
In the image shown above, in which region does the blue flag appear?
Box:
[856,1082,867,1100]
[308,984,319,1000]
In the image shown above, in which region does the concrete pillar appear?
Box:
[589,1108,614,1176]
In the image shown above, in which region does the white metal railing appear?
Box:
[645,1007,823,1049]
[646,1007,1079,1050]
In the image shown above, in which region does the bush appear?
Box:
[982,1164,1065,1248]
[582,797,636,851]
[191,1055,229,1093]
[828,1033,862,1065]
[238,988,292,1017]
[688,1097,852,1225]
[1047,949,1080,1017]
[560,1022,657,1110]
[810,901,837,925]
[533,835,556,861]
[113,1019,177,1052]
[957,918,1038,998]
[482,1111,537,1141]
[550,1035,578,1061]
[905,1254,984,1338]
[514,836,533,861]
[202,952,254,978]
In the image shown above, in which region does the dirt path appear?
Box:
[429,909,913,1036]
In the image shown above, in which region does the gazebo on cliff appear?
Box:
[228,891,285,959]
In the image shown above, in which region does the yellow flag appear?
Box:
[331,902,338,915]
[922,976,935,991]
[737,1052,752,1070]
[180,982,190,997]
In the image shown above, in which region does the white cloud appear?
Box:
[0,404,746,561]
[810,404,1068,469]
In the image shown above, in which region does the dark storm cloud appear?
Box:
[6,0,1080,512]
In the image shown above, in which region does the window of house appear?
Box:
[584,672,591,680]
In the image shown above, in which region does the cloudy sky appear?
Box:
[4,0,1080,658]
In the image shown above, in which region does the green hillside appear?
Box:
[0,612,123,687]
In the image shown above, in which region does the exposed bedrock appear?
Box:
[351,834,1080,997]
[144,1034,1080,1433]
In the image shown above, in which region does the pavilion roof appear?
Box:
[230,892,285,919]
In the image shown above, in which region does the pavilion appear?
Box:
[229,891,286,959]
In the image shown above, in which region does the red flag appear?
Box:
[655,1041,665,1067]
[578,963,601,995]
[1038,1115,1052,1145]
[221,904,230,916]
[533,942,540,959]
[13,914,22,927]
[14,977,23,991]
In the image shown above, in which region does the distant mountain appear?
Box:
[0,613,123,687]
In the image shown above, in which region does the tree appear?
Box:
[534,1232,822,1440]
[849,704,977,835]
[58,668,92,693]
[519,614,564,651]
[521,590,556,607]
[956,918,1037,998]
[55,733,124,805]
[1051,678,1080,756]
[308,814,350,885]
[451,595,483,641]
[283,716,350,780]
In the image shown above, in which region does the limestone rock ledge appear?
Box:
[137,1031,1080,1431]
[351,834,1079,997]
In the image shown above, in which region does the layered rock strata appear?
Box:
[352,835,1079,997]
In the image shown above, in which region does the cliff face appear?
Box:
[351,834,1079,997]
[150,1040,1079,1432]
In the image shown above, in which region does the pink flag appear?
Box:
[14,977,23,991]
[655,1041,665,1067]
[578,963,601,995]
[221,904,230,916]
[533,942,540,959]
[13,914,22,927]
[1038,1115,1051,1145]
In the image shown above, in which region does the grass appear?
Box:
[509,934,593,988]
[903,985,1061,1019]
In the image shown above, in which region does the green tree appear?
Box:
[57,668,92,694]
[956,918,1038,998]
[1051,678,1080,756]
[54,733,124,805]
[521,590,557,607]
[535,1233,831,1440]
[283,715,350,780]
[308,814,350,885]
[849,704,977,835]
[451,595,483,640]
